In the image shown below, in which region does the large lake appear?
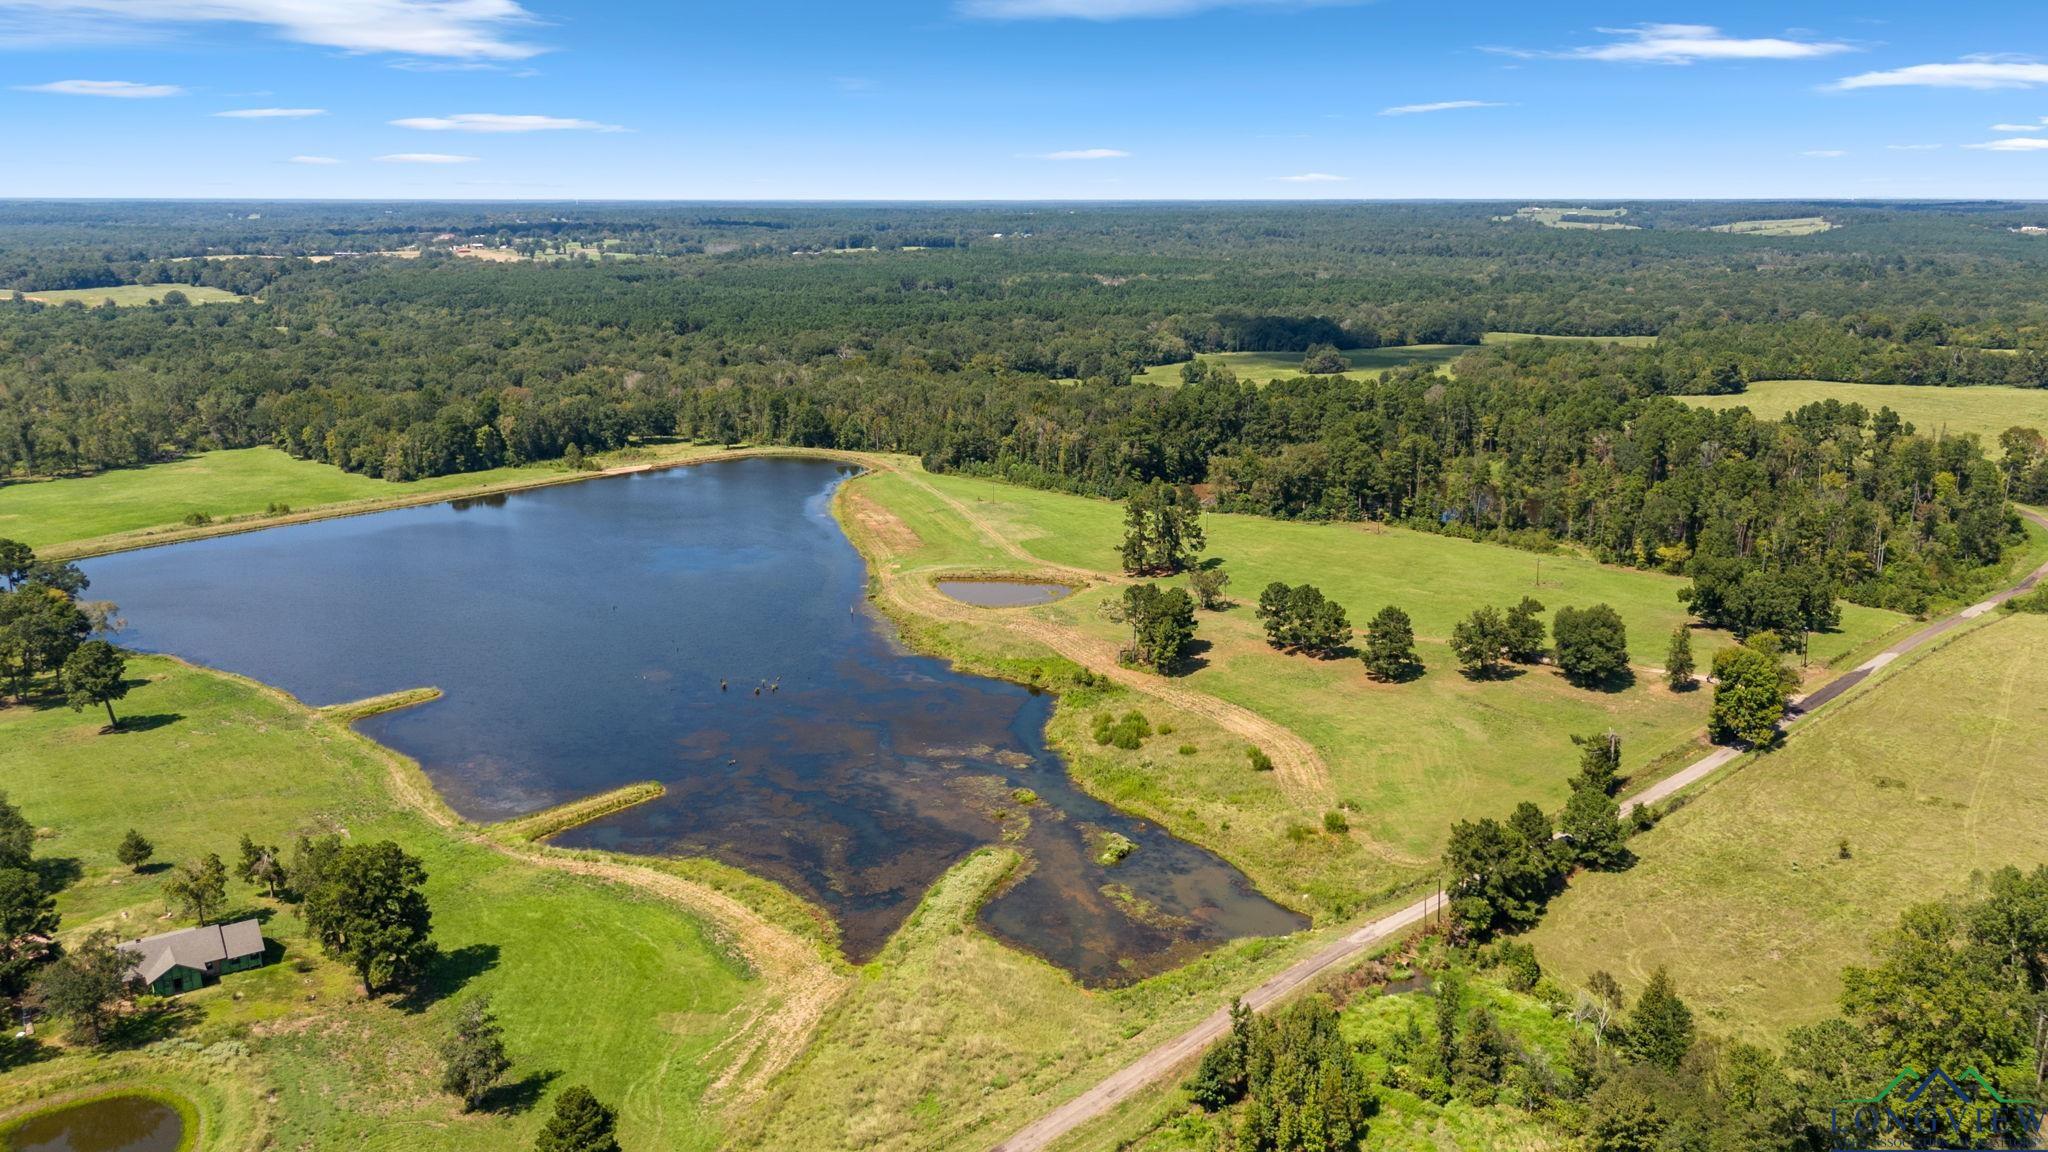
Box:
[83,457,1301,983]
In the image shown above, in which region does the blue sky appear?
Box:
[3,0,2048,199]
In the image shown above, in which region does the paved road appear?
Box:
[989,507,2048,1152]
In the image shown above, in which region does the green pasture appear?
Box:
[0,659,752,1150]
[1526,615,2048,1042]
[1683,379,2048,452]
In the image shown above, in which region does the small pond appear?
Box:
[935,579,1074,608]
[82,457,1301,984]
[4,1096,185,1152]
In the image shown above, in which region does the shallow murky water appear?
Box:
[4,1096,184,1152]
[934,579,1073,607]
[84,457,1302,982]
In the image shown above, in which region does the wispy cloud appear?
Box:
[1272,173,1348,182]
[1498,23,1854,65]
[959,0,1358,20]
[390,112,626,133]
[376,152,477,164]
[1801,149,1848,157]
[1832,59,2048,91]
[1032,148,1130,160]
[14,78,182,97]
[215,106,325,118]
[288,154,341,164]
[1965,137,2048,152]
[0,0,546,60]
[1379,100,1511,116]
[1991,123,2045,132]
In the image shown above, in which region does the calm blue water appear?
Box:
[82,457,1301,982]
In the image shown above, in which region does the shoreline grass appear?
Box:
[493,782,668,843]
[316,686,442,723]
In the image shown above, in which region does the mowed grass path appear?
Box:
[0,658,752,1151]
[1526,615,2048,1043]
[863,468,1907,892]
[1684,380,2048,452]
[21,284,245,306]
[0,448,547,553]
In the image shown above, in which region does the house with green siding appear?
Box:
[118,919,268,996]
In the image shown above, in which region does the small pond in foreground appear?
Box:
[83,458,1301,983]
[4,1096,184,1152]
[935,579,1074,608]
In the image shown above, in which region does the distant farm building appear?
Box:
[118,919,268,996]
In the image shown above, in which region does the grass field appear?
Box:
[1706,216,1834,237]
[851,466,1909,925]
[0,658,758,1150]
[1683,380,2048,451]
[1525,614,2048,1043]
[20,285,245,307]
[1133,333,1656,388]
[0,442,730,556]
[1132,345,1473,387]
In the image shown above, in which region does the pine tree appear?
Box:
[1665,625,1695,689]
[1361,605,1421,681]
[535,1086,621,1152]
[1626,968,1695,1069]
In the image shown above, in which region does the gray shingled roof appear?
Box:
[117,919,265,985]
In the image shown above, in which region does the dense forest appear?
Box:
[4,201,2046,616]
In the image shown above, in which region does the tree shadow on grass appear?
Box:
[396,942,501,1014]
[1457,665,1527,684]
[0,1033,55,1074]
[107,713,183,735]
[1563,666,1637,695]
[107,998,201,1050]
[1168,638,1212,677]
[482,1068,561,1115]
[33,857,83,894]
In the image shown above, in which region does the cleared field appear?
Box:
[854,466,1907,917]
[0,442,731,556]
[1683,379,2048,451]
[1526,615,2048,1042]
[0,448,544,553]
[1707,216,1834,237]
[1134,333,1659,387]
[1481,331,1658,348]
[0,657,756,1150]
[20,284,245,306]
[1498,206,1638,231]
[1133,345,1471,387]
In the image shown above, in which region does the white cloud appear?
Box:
[1965,137,2048,152]
[1273,173,1348,182]
[1379,100,1510,116]
[1832,60,2048,91]
[14,77,182,97]
[288,154,341,164]
[1990,124,2044,132]
[1034,148,1130,160]
[959,0,1357,19]
[1801,149,1848,157]
[390,112,625,133]
[0,0,545,60]
[215,106,325,118]
[1504,23,1854,65]
[375,152,477,163]
[1886,143,1943,151]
